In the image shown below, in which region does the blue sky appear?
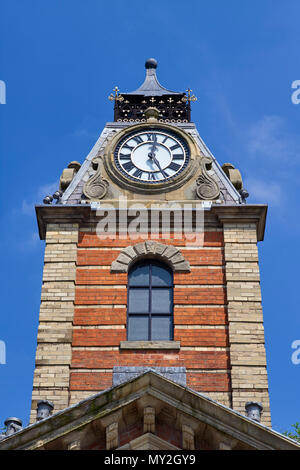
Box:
[0,0,299,435]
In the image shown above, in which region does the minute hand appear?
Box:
[149,134,158,156]
[152,155,168,179]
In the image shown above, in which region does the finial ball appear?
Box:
[145,58,157,69]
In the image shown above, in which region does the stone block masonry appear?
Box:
[30,223,79,424]
[223,223,271,427]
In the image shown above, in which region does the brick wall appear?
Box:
[70,230,232,409]
[31,223,271,428]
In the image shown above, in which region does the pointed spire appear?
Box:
[129,58,180,96]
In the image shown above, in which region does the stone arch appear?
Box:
[110,241,190,273]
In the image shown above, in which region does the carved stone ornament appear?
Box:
[196,156,220,200]
[106,422,118,450]
[182,424,195,450]
[144,407,155,433]
[59,161,81,191]
[222,163,243,190]
[83,157,109,200]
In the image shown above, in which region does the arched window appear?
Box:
[127,260,173,341]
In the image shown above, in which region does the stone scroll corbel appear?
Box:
[196,156,220,200]
[82,156,109,200]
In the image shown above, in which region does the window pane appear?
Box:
[151,263,172,287]
[151,316,172,340]
[128,288,149,313]
[129,263,149,286]
[128,316,149,340]
[151,288,172,314]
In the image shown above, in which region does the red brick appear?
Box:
[71,350,229,370]
[70,372,112,390]
[174,328,228,347]
[174,287,226,304]
[72,328,126,346]
[74,307,126,325]
[78,231,224,248]
[76,268,127,285]
[75,288,126,305]
[187,372,230,391]
[174,307,227,325]
[174,268,225,285]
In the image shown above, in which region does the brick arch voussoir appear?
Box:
[110,241,190,273]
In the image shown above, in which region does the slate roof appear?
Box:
[127,58,182,96]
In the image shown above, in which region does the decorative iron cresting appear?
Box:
[109,59,197,123]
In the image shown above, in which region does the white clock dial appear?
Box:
[114,128,190,183]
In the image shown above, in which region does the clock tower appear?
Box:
[31,58,271,431]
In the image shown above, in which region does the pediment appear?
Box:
[0,371,298,450]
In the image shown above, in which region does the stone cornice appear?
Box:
[211,204,268,241]
[35,205,91,239]
[35,203,267,241]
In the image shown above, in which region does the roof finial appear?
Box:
[145,58,157,69]
[108,86,124,102]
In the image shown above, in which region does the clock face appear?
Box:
[114,128,190,183]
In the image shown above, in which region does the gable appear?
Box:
[59,121,241,206]
[0,372,298,450]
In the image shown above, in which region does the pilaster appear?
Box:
[30,223,78,423]
[223,222,271,427]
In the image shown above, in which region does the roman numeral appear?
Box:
[146,133,154,141]
[119,153,131,160]
[133,168,143,179]
[123,161,135,172]
[172,154,184,160]
[168,162,181,172]
[162,136,169,144]
[122,143,135,151]
[148,172,157,181]
[132,135,144,144]
[170,143,180,151]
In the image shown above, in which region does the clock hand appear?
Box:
[151,154,168,179]
[148,134,158,158]
[147,136,168,178]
